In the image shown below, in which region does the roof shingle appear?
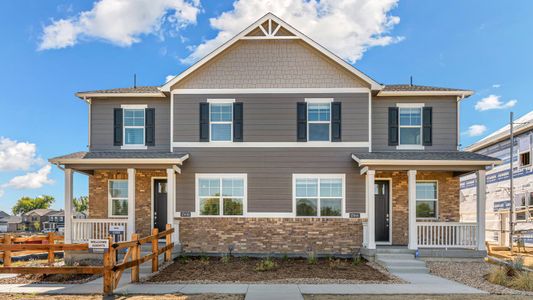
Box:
[352,151,499,162]
[382,84,471,92]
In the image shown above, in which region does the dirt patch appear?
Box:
[147,256,395,284]
[0,295,243,300]
[0,273,99,284]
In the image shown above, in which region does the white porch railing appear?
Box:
[71,219,128,243]
[417,222,477,248]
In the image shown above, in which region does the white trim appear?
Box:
[87,99,92,150]
[375,178,392,245]
[151,176,168,232]
[120,104,148,109]
[368,91,372,152]
[172,142,369,148]
[121,145,148,150]
[292,174,346,218]
[396,103,425,108]
[305,98,334,103]
[160,13,382,92]
[76,92,165,98]
[50,154,190,165]
[108,179,129,218]
[172,88,370,94]
[170,96,174,152]
[194,173,248,217]
[351,155,501,166]
[207,98,236,103]
[415,180,439,220]
[378,91,474,97]
[396,145,425,150]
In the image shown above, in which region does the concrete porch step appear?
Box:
[375,247,416,254]
[376,258,426,267]
[387,265,429,274]
[375,253,415,260]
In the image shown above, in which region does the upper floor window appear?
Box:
[416,181,438,219]
[124,109,145,146]
[210,102,233,141]
[308,102,331,141]
[399,107,422,146]
[196,174,246,216]
[294,174,344,217]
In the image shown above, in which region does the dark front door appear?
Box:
[375,180,390,243]
[153,179,168,232]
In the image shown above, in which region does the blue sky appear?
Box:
[0,0,531,213]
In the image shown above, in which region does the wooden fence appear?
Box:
[0,232,65,266]
[0,224,174,295]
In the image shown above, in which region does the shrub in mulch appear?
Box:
[148,255,392,283]
[486,257,533,292]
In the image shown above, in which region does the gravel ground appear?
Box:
[425,260,533,296]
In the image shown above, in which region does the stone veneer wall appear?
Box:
[178,217,363,255]
[376,171,460,245]
[88,169,166,237]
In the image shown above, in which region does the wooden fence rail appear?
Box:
[0,224,175,295]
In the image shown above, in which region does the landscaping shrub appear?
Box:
[509,271,533,291]
[255,257,278,272]
[328,258,349,270]
[307,252,317,265]
[487,266,508,286]
[220,254,231,264]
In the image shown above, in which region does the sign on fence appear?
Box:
[109,225,125,235]
[89,239,109,253]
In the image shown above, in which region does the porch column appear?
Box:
[366,170,376,249]
[408,170,417,250]
[64,168,73,244]
[127,168,136,237]
[166,168,178,243]
[476,169,487,251]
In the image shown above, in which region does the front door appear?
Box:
[153,179,168,232]
[375,180,390,243]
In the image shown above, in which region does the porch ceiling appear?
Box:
[352,151,501,174]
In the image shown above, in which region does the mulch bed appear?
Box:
[0,273,99,284]
[147,256,394,284]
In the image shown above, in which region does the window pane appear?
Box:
[416,201,436,218]
[296,179,318,197]
[400,128,421,145]
[399,108,421,126]
[320,179,342,197]
[321,198,342,216]
[124,109,145,126]
[200,198,220,215]
[158,182,167,193]
[296,198,317,216]
[309,123,330,141]
[112,199,128,216]
[416,182,437,200]
[211,124,232,141]
[308,103,330,121]
[199,179,220,197]
[125,128,144,145]
[109,181,128,198]
[222,179,244,197]
[223,198,243,215]
[210,103,232,122]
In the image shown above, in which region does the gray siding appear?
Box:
[173,93,369,143]
[372,96,458,151]
[90,97,170,151]
[174,148,366,213]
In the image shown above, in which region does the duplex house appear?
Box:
[22,209,57,232]
[50,14,500,256]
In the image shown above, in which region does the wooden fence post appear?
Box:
[165,224,172,262]
[131,233,140,283]
[47,232,55,265]
[4,235,11,267]
[152,228,159,272]
[103,236,114,295]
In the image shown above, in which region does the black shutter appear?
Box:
[331,102,342,142]
[423,107,433,146]
[113,108,123,146]
[233,102,243,142]
[199,103,210,142]
[388,107,399,146]
[297,102,307,142]
[145,108,155,146]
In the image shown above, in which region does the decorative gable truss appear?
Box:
[243,19,296,39]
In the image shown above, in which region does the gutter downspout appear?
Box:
[457,94,465,150]
[85,97,92,151]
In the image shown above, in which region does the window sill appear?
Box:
[121,145,148,150]
[108,216,128,219]
[396,145,425,150]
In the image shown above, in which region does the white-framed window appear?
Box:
[307,99,332,141]
[196,174,247,216]
[108,180,128,217]
[293,174,345,217]
[416,181,438,219]
[398,104,423,148]
[122,105,146,148]
[209,99,234,142]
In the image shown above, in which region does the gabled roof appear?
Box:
[161,13,383,92]
[24,209,57,217]
[0,211,9,218]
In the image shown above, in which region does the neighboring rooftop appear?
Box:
[0,211,9,218]
[24,209,57,216]
[466,110,533,152]
[0,216,22,224]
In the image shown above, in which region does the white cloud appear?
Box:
[492,84,501,88]
[182,0,402,64]
[465,124,487,137]
[475,95,517,111]
[39,0,201,50]
[165,74,176,83]
[0,137,43,172]
[2,165,54,190]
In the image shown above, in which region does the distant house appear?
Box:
[0,216,23,232]
[42,210,65,232]
[22,209,58,232]
[0,211,10,219]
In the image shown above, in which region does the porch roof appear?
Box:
[352,151,500,173]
